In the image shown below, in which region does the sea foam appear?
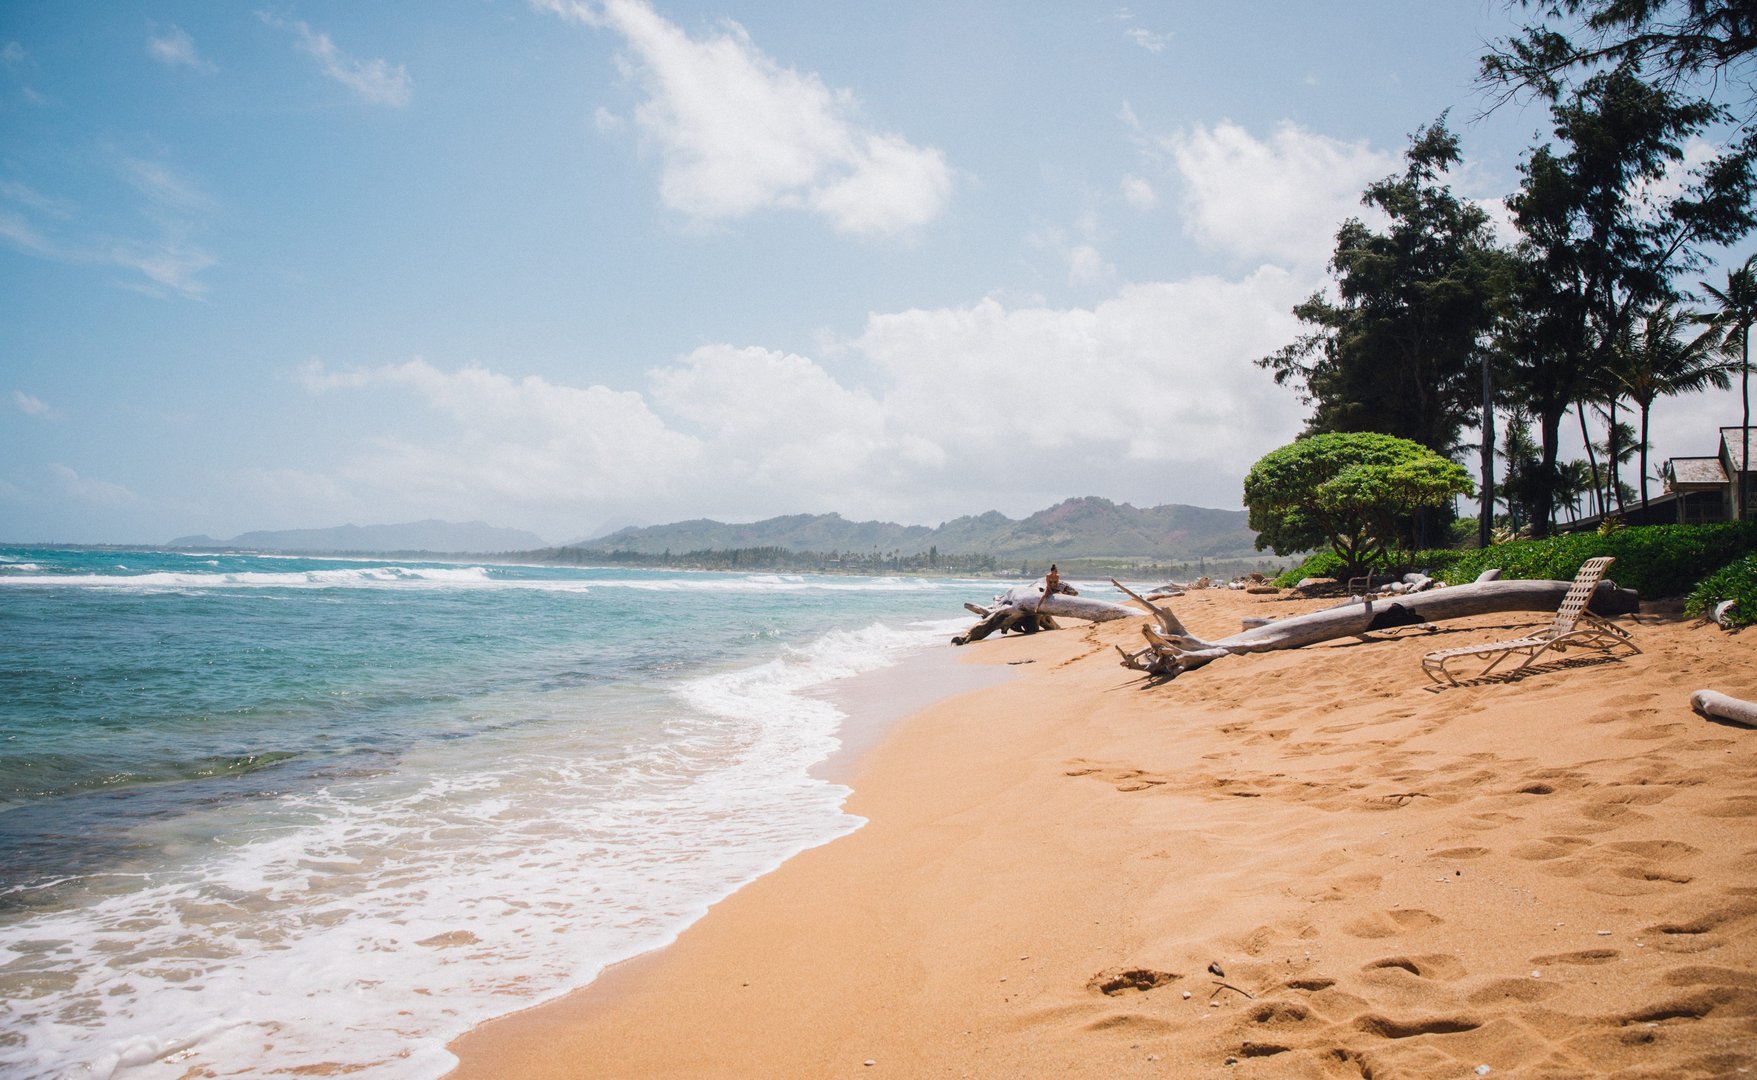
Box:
[0,605,961,1079]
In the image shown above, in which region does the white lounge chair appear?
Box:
[1421,556,1640,685]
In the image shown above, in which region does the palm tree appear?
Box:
[1610,304,1731,508]
[1557,459,1594,522]
[1702,256,1757,520]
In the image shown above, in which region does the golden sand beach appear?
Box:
[448,584,1757,1078]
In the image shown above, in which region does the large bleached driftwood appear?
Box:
[1111,576,1640,679]
[952,581,1141,645]
[1692,690,1757,727]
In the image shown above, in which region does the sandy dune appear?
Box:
[449,584,1757,1078]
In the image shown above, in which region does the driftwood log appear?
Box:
[1111,576,1640,679]
[951,581,1141,645]
[1692,690,1757,727]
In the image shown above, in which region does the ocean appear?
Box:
[0,548,986,1078]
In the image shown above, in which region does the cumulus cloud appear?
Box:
[539,0,952,236]
[147,26,216,72]
[295,264,1310,524]
[297,359,700,503]
[1166,120,1396,267]
[263,14,412,107]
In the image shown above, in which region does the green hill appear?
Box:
[572,497,1256,563]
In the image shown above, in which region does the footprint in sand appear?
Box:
[1621,985,1753,1024]
[1086,968,1180,996]
[1343,908,1443,940]
[1700,795,1757,818]
[1351,1012,1482,1038]
[1531,948,1621,965]
[1510,835,1594,861]
[1643,898,1757,953]
[1663,965,1757,989]
[1466,976,1559,1005]
[1360,954,1467,981]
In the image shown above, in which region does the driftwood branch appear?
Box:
[1692,690,1757,727]
[1114,576,1640,680]
[952,579,1141,645]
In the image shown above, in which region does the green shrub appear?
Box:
[1685,553,1757,627]
[1433,522,1757,598]
[1273,551,1346,587]
[1272,546,1474,588]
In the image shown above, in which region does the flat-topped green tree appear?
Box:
[1244,432,1474,580]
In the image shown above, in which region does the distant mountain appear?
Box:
[577,497,1256,561]
[167,520,550,554]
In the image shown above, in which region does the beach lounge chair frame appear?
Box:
[1420,557,1640,685]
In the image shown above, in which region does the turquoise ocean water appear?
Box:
[0,548,982,1078]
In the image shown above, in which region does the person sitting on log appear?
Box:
[1043,565,1077,597]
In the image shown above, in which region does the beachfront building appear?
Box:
[1660,426,1756,524]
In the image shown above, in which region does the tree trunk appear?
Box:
[1577,401,1602,519]
[1742,330,1750,522]
[1109,576,1639,679]
[1536,404,1564,537]
[1638,401,1652,509]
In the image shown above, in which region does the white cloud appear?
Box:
[540,0,952,236]
[13,390,58,418]
[1120,174,1157,210]
[263,15,412,107]
[1112,9,1169,53]
[1125,27,1170,53]
[293,264,1310,523]
[648,344,923,491]
[1066,244,1113,287]
[298,359,701,504]
[856,272,1307,471]
[122,157,213,217]
[3,41,28,66]
[0,180,73,218]
[1028,225,1116,288]
[148,26,216,73]
[0,163,216,300]
[1166,120,1396,267]
[110,244,217,299]
[48,464,139,507]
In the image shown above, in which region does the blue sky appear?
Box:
[2,1,1750,544]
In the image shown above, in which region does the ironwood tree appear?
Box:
[1499,63,1755,533]
[1258,119,1505,460]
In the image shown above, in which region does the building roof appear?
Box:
[1722,427,1756,472]
[1667,456,1729,486]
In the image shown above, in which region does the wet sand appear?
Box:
[447,584,1757,1078]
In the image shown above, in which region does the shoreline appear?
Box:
[446,587,1757,1077]
[808,640,1018,786]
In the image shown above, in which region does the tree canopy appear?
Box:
[1481,0,1757,114]
[1498,61,1754,531]
[1258,119,1504,458]
[1244,432,1475,576]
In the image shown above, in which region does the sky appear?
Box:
[2,1,1752,545]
